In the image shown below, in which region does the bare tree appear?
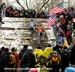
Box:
[0,0,2,6]
[15,0,50,12]
[39,0,50,11]
[26,0,29,10]
[16,0,26,11]
[16,0,30,10]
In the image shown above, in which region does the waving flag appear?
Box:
[46,15,57,28]
[50,6,64,15]
[46,5,64,28]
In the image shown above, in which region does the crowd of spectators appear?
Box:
[0,43,75,72]
[1,5,75,72]
[5,6,75,19]
[5,6,49,18]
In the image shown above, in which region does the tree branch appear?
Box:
[26,0,29,10]
[16,0,26,11]
[39,0,50,11]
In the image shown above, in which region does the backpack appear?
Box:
[9,54,16,65]
[50,51,61,65]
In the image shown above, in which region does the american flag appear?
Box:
[50,6,64,15]
[46,6,64,28]
[46,15,57,28]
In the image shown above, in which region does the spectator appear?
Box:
[10,47,19,72]
[36,24,44,45]
[46,51,61,72]
[0,50,5,72]
[56,33,64,46]
[19,45,28,60]
[0,3,5,24]
[29,19,36,39]
[21,46,36,71]
[65,25,72,45]
[5,48,10,68]
[70,44,75,65]
[60,46,70,72]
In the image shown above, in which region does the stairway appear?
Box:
[1,17,56,50]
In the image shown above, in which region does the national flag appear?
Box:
[46,15,57,28]
[63,37,69,48]
[57,26,64,34]
[50,6,64,15]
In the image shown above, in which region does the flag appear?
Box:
[63,37,69,48]
[50,6,64,15]
[57,26,64,34]
[46,15,57,28]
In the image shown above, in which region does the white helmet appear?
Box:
[27,46,33,50]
